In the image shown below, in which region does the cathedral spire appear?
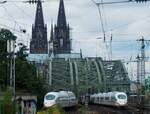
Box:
[57,0,67,27]
[51,0,71,54]
[30,0,48,54]
[35,0,44,27]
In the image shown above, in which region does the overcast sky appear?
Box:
[1,0,150,61]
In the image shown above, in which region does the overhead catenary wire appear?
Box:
[100,0,108,32]
[0,15,32,44]
[2,5,17,24]
[0,1,34,41]
[92,0,113,60]
[1,5,31,34]
[16,1,150,61]
[91,0,150,5]
[92,0,106,41]
[3,0,147,37]
[96,0,133,5]
[72,9,150,36]
[91,0,150,59]
[109,14,150,34]
[0,0,72,36]
[0,2,32,26]
[0,16,31,27]
[12,2,34,20]
[0,0,70,3]
[90,0,150,40]
[0,23,26,34]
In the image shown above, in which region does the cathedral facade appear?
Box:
[30,0,71,55]
[50,0,71,55]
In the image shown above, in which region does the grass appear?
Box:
[37,105,65,114]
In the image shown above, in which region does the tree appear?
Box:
[2,88,15,114]
[14,44,49,109]
[0,29,49,110]
[0,29,16,90]
[0,29,16,55]
[17,43,28,61]
[15,58,49,109]
[145,76,150,91]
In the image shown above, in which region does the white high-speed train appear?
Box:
[90,92,127,107]
[44,91,78,108]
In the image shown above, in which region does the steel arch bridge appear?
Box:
[47,57,130,97]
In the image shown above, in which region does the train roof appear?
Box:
[45,92,59,96]
[91,91,127,97]
[129,94,144,96]
[45,91,75,98]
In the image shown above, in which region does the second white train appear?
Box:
[90,92,127,107]
[44,91,78,108]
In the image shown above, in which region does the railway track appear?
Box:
[88,105,133,114]
[65,104,150,114]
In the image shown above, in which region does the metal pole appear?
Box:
[10,54,13,87]
[139,37,145,86]
[13,52,15,99]
[137,55,141,105]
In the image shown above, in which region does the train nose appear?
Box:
[118,100,127,105]
[44,101,56,107]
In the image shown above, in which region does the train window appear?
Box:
[59,97,64,101]
[111,96,116,101]
[118,94,126,99]
[105,97,109,100]
[59,97,68,101]
[97,97,99,101]
[45,94,55,100]
[70,98,75,101]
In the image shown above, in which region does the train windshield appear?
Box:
[46,94,55,100]
[117,94,126,99]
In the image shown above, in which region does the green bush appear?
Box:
[2,88,15,114]
[38,105,65,114]
[145,90,150,105]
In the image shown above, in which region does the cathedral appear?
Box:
[30,0,71,56]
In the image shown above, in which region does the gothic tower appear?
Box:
[50,0,71,54]
[30,0,48,54]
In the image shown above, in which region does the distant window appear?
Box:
[45,95,55,100]
[118,94,126,99]
[60,38,63,47]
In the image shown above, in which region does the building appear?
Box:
[30,0,48,54]
[49,0,71,55]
